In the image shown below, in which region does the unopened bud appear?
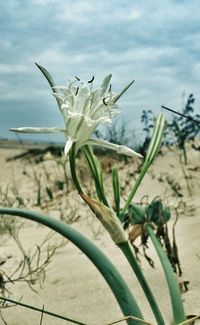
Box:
[81,194,127,244]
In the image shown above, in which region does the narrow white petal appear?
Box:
[86,138,143,158]
[10,127,65,134]
[100,74,112,96]
[64,137,74,155]
[113,80,134,103]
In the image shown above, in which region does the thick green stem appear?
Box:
[0,208,144,325]
[69,145,83,194]
[146,224,186,324]
[82,146,109,206]
[118,241,165,325]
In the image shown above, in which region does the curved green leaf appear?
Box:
[146,224,186,324]
[0,207,143,325]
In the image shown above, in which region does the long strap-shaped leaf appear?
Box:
[146,224,186,324]
[121,113,165,218]
[145,113,165,166]
[0,207,143,325]
[118,241,165,325]
[112,167,121,217]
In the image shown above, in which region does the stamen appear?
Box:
[108,84,112,92]
[89,94,94,110]
[103,98,108,106]
[75,76,80,81]
[88,76,95,83]
[75,87,79,96]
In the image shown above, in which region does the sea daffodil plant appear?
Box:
[4,64,189,325]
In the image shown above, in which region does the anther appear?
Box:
[75,87,79,96]
[103,98,108,106]
[108,84,112,92]
[88,76,94,83]
[75,76,80,81]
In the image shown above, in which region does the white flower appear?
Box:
[11,74,142,158]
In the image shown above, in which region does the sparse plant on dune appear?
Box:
[164,94,200,165]
[1,63,199,325]
[124,197,184,279]
[161,97,200,197]
[0,186,66,323]
[0,216,64,294]
[140,110,154,157]
[140,101,200,198]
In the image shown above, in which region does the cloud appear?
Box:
[0,64,29,74]
[32,0,58,3]
[123,9,141,21]
[0,0,200,140]
[55,0,97,24]
[53,0,142,26]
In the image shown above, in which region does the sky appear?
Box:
[0,0,200,144]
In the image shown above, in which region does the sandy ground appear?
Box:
[0,142,199,325]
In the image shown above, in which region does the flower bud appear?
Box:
[80,194,127,244]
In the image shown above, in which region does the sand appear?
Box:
[0,141,199,325]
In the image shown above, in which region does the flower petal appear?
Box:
[86,138,143,158]
[35,63,62,111]
[64,137,74,155]
[113,80,134,103]
[99,74,112,96]
[10,127,66,134]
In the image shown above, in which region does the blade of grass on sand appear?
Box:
[161,105,200,126]
[0,297,88,325]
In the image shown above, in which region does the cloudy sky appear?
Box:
[0,0,200,143]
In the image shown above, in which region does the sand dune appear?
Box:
[0,141,199,325]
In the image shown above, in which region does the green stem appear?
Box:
[146,224,186,324]
[121,164,148,218]
[82,146,109,206]
[112,167,121,217]
[69,145,83,194]
[118,241,165,325]
[0,207,144,325]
